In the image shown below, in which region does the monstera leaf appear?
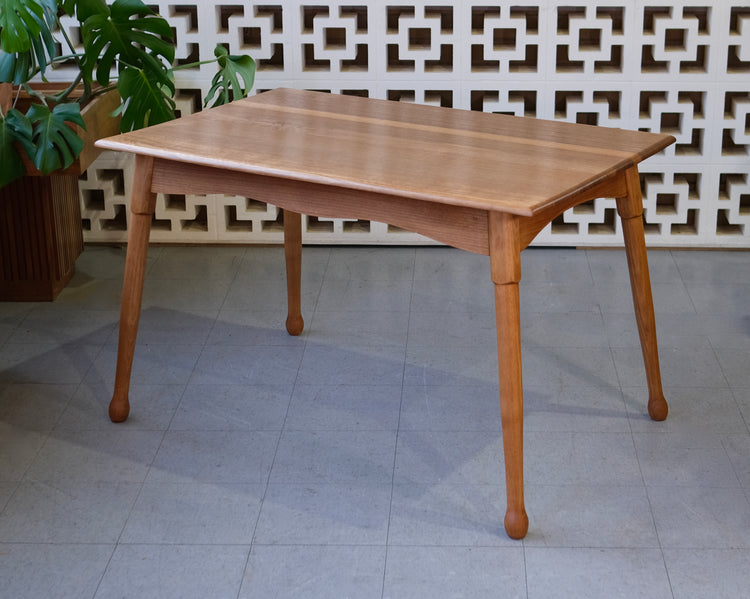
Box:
[0,0,56,52]
[60,0,107,21]
[80,0,174,86]
[26,102,85,174]
[0,0,57,82]
[0,107,32,185]
[204,45,256,108]
[115,53,175,131]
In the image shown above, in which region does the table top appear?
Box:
[96,88,674,217]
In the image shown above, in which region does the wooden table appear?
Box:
[97,88,674,540]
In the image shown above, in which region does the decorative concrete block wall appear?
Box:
[56,1,750,247]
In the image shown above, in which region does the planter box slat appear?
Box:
[0,175,83,301]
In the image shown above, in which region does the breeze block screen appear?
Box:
[55,1,749,247]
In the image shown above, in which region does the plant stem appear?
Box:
[49,72,85,104]
[54,13,91,102]
[171,59,219,71]
[88,84,118,100]
[21,83,48,106]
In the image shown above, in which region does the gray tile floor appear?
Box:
[1,244,749,599]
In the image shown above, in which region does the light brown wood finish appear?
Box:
[284,209,304,336]
[489,211,528,539]
[109,155,157,423]
[98,88,672,217]
[617,167,669,421]
[98,89,674,539]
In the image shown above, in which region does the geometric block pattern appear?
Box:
[46,0,750,247]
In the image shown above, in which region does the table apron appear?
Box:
[150,158,490,253]
[149,157,630,254]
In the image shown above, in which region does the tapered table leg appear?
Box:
[489,211,529,539]
[616,167,668,421]
[109,156,157,422]
[284,209,304,336]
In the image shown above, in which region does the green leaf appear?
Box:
[116,60,175,131]
[0,0,57,80]
[0,0,48,52]
[204,45,256,108]
[5,105,33,146]
[0,47,26,83]
[0,108,32,186]
[59,0,101,19]
[26,101,85,174]
[80,0,174,86]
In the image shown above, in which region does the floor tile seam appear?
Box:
[629,429,740,440]
[257,481,509,489]
[642,321,680,599]
[522,544,667,552]
[679,276,709,315]
[215,246,258,314]
[279,426,399,433]
[251,542,389,550]
[524,430,637,438]
[625,413,666,559]
[249,343,307,550]
[642,481,748,489]
[405,382,627,390]
[520,536,531,599]
[520,342,613,349]
[12,414,74,486]
[0,540,118,547]
[524,427,634,434]
[26,377,82,435]
[142,246,163,277]
[0,481,21,521]
[0,307,33,345]
[236,543,253,599]
[583,248,600,288]
[90,477,151,598]
[409,307,497,315]
[727,389,750,433]
[266,476,394,486]
[91,543,120,599]
[708,341,742,392]
[670,249,698,285]
[624,384,746,390]
[188,342,307,349]
[608,344,636,394]
[660,545,750,553]
[380,252,416,599]
[107,541,256,549]
[118,389,189,547]
[523,482,650,488]
[147,380,190,439]
[385,542,527,550]
[1,337,108,367]
[167,426,286,433]
[397,427,505,433]
[307,246,333,316]
[720,435,750,489]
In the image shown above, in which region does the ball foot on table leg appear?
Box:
[648,394,668,422]
[504,509,529,540]
[109,396,130,423]
[286,315,304,336]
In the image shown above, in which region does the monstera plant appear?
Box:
[0,0,255,300]
[0,0,256,187]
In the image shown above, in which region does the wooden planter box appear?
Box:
[0,86,120,301]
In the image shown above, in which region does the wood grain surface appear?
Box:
[97,88,674,216]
